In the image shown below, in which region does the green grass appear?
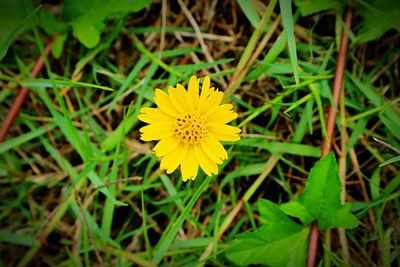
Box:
[0,1,399,266]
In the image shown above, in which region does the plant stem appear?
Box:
[0,39,52,142]
[307,8,353,267]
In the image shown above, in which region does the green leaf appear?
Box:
[294,0,341,16]
[64,0,152,48]
[258,199,303,236]
[356,0,400,43]
[280,201,314,224]
[299,152,359,230]
[71,20,100,48]
[51,34,67,59]
[226,200,308,267]
[0,0,33,61]
[37,9,65,35]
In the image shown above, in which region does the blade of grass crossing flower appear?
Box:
[279,0,300,84]
[152,176,213,264]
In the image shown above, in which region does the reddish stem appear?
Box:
[321,9,353,157]
[307,8,353,267]
[0,40,52,142]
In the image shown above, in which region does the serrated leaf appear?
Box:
[226,202,309,267]
[280,201,314,224]
[299,152,359,230]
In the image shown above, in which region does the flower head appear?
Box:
[138,76,241,181]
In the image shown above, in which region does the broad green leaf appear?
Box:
[37,9,65,35]
[0,0,32,61]
[356,0,400,43]
[64,0,152,48]
[257,199,303,238]
[295,0,341,16]
[71,20,100,48]
[226,200,308,267]
[299,152,359,230]
[280,201,314,224]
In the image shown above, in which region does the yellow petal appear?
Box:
[160,143,188,174]
[138,107,174,124]
[168,86,187,113]
[181,146,199,181]
[175,84,191,111]
[154,89,179,117]
[200,90,224,115]
[208,124,241,141]
[193,144,218,176]
[187,76,199,110]
[140,125,174,141]
[207,105,238,123]
[153,136,180,157]
[199,76,212,101]
[206,135,228,159]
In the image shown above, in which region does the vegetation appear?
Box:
[0,0,399,266]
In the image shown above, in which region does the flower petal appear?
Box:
[168,86,187,113]
[140,124,174,141]
[138,107,174,124]
[154,89,179,117]
[160,142,188,174]
[181,146,199,181]
[153,136,180,157]
[208,124,241,142]
[201,135,227,163]
[200,90,224,115]
[193,144,218,176]
[187,76,199,110]
[199,76,212,101]
[207,104,238,123]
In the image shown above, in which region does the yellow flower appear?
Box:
[138,76,241,182]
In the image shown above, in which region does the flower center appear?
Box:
[174,113,207,144]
